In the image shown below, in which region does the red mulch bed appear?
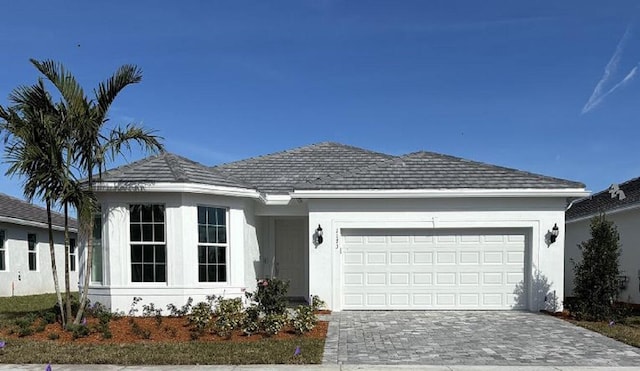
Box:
[2,317,328,344]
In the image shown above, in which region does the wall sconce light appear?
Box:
[550,223,559,244]
[313,224,323,246]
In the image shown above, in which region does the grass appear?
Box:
[0,293,326,364]
[570,316,640,348]
[0,338,324,364]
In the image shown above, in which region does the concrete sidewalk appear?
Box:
[2,365,640,371]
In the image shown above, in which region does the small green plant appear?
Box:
[141,302,163,327]
[47,332,60,340]
[262,313,288,336]
[128,297,142,316]
[311,295,326,312]
[129,320,151,339]
[34,321,47,333]
[167,297,193,317]
[241,305,261,336]
[245,278,290,316]
[212,297,244,338]
[187,301,213,334]
[291,305,317,334]
[14,314,36,337]
[40,310,57,324]
[68,323,90,339]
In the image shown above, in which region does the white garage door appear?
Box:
[341,229,527,310]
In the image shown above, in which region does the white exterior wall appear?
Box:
[565,208,640,304]
[307,197,568,312]
[0,222,79,297]
[85,192,261,313]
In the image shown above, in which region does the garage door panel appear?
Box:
[341,229,527,310]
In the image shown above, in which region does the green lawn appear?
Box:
[0,338,324,364]
[570,316,640,348]
[0,293,325,364]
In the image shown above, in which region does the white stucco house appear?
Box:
[82,142,587,312]
[0,192,78,297]
[565,178,640,304]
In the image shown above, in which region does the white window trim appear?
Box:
[0,229,7,271]
[129,204,167,284]
[27,232,37,272]
[197,205,230,285]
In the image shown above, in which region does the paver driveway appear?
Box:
[322,311,640,366]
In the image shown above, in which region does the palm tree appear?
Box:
[31,59,164,324]
[0,80,69,327]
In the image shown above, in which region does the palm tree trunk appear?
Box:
[47,199,66,328]
[64,202,72,324]
[74,172,93,325]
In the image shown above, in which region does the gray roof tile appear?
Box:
[213,142,394,193]
[566,177,640,221]
[98,152,252,189]
[100,143,585,195]
[296,151,585,190]
[0,192,76,230]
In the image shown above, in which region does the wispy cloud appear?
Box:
[582,23,638,114]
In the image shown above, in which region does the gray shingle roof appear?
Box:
[0,192,77,230]
[213,142,395,193]
[98,152,252,189]
[566,177,640,221]
[99,142,585,195]
[295,151,585,190]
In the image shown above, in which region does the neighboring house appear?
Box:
[0,192,78,297]
[82,142,587,312]
[565,177,640,304]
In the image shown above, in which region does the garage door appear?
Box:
[341,229,527,310]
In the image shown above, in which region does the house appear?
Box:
[82,142,587,312]
[0,192,78,297]
[565,177,640,304]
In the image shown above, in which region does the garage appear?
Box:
[341,228,528,310]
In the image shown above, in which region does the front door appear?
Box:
[275,218,307,298]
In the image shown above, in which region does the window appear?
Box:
[0,230,6,271]
[91,209,103,283]
[27,233,37,271]
[197,206,228,282]
[130,204,166,282]
[69,238,76,272]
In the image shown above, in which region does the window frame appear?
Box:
[27,233,37,271]
[91,207,103,284]
[69,238,76,272]
[129,204,167,283]
[0,229,6,271]
[196,205,229,284]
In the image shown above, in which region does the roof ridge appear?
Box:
[0,192,76,221]
[99,152,166,180]
[405,150,585,187]
[164,153,191,183]
[213,142,393,170]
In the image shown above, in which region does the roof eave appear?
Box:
[290,188,590,199]
[0,216,77,233]
[93,182,261,199]
[567,202,640,224]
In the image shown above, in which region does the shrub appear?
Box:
[291,305,317,334]
[188,301,213,333]
[40,310,57,324]
[167,297,193,317]
[246,278,290,316]
[262,313,288,336]
[241,306,261,336]
[572,214,622,321]
[212,297,244,338]
[311,295,326,312]
[128,297,143,316]
[48,332,60,340]
[67,323,89,339]
[141,302,163,327]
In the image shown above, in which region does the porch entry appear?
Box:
[274,218,308,299]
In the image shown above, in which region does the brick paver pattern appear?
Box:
[322,311,640,366]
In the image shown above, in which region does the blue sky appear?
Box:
[1,1,639,204]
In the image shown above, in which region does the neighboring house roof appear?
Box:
[0,192,77,231]
[566,177,640,222]
[98,142,585,195]
[98,152,252,189]
[213,142,395,193]
[295,150,585,190]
